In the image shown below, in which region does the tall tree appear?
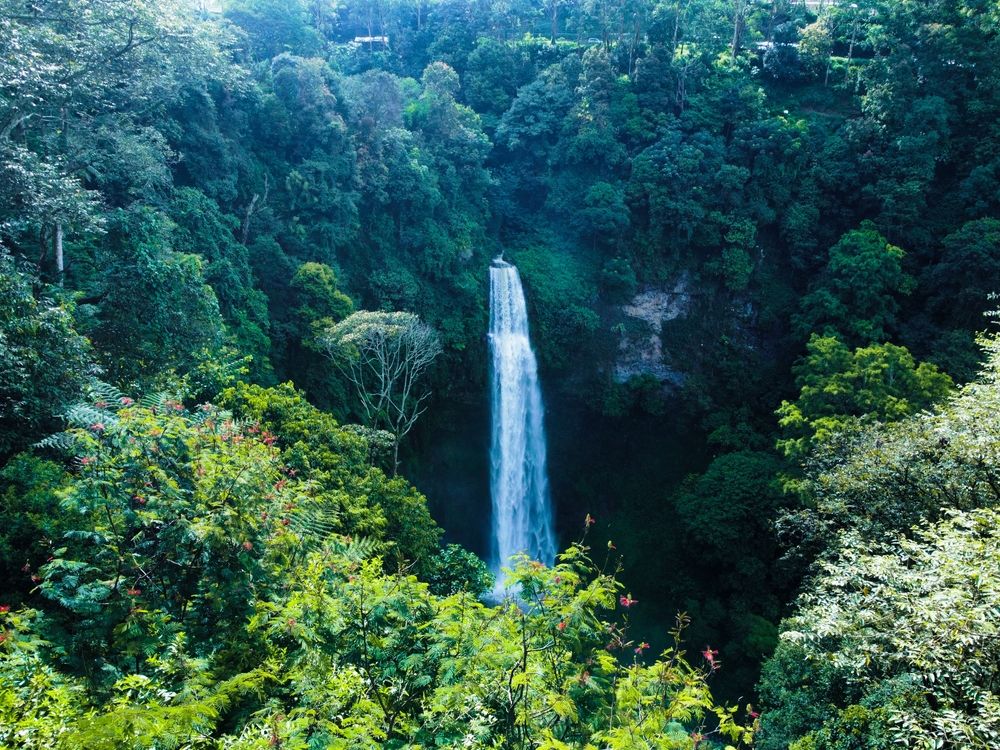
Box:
[321,310,442,472]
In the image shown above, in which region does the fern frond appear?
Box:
[325,535,381,562]
[289,493,342,551]
[85,381,125,406]
[33,430,79,453]
[187,404,225,427]
[139,392,172,410]
[64,403,118,430]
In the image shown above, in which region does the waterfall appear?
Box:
[489,258,556,598]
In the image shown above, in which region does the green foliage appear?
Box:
[794,224,915,346]
[777,335,952,459]
[321,310,443,470]
[86,207,228,388]
[424,542,494,597]
[0,0,237,275]
[0,454,71,597]
[924,218,1000,330]
[675,451,785,569]
[0,393,750,747]
[30,398,305,674]
[4,0,1000,737]
[168,188,273,383]
[220,381,442,569]
[289,261,354,339]
[225,0,324,60]
[513,242,600,371]
[778,334,1000,557]
[762,336,1000,749]
[764,509,1000,750]
[577,181,630,242]
[0,253,97,455]
[599,257,639,302]
[234,544,751,749]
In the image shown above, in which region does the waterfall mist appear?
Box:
[488,259,556,597]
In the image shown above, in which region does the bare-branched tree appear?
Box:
[321,310,442,473]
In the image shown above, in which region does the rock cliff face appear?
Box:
[614,274,691,384]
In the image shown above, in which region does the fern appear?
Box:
[139,391,174,411]
[325,534,381,562]
[289,491,342,551]
[64,403,118,430]
[33,430,79,453]
[187,404,226,428]
[61,668,275,750]
[84,381,125,406]
[286,488,381,560]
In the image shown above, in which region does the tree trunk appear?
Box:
[54,222,64,285]
[731,0,746,57]
[671,4,681,54]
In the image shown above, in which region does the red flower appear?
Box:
[126,587,141,596]
[556,621,567,631]
[0,605,10,613]
[619,594,636,608]
[701,646,719,668]
[634,641,649,654]
[120,397,134,406]
[80,456,94,466]
[282,518,291,526]
[89,422,105,432]
[242,541,253,551]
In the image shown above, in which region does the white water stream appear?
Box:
[488,259,556,597]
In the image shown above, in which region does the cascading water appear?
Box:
[488,258,556,598]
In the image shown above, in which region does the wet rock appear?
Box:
[614,275,691,384]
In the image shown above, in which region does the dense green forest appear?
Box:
[2,0,1000,747]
